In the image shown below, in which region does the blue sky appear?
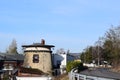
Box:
[0,0,120,53]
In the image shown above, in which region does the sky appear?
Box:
[0,0,120,53]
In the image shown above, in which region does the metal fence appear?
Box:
[69,69,114,80]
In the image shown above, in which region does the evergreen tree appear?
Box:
[7,39,18,54]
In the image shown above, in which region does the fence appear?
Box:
[69,68,114,80]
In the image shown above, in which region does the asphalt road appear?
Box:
[79,68,120,79]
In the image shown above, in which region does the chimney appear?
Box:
[41,39,45,45]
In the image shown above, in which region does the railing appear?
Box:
[3,66,14,70]
[69,68,114,80]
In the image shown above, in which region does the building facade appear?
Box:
[53,52,75,74]
[0,53,24,79]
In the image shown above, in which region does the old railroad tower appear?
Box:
[22,39,54,74]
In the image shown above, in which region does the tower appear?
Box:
[22,39,54,74]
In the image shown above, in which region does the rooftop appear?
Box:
[22,39,55,48]
[18,67,47,77]
[79,68,120,79]
[22,44,55,48]
[0,53,24,61]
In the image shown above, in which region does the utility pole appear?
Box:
[97,45,100,67]
[96,37,102,67]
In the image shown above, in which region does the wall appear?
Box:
[23,47,52,74]
[53,53,75,74]
[53,54,66,68]
[16,76,52,80]
[24,47,50,51]
[53,53,75,68]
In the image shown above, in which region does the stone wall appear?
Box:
[23,51,52,74]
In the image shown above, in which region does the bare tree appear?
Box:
[56,48,65,54]
[103,26,120,66]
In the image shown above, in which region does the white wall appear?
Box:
[24,47,50,51]
[53,53,67,67]
[61,54,67,67]
[16,76,52,80]
[53,53,75,74]
[53,53,75,68]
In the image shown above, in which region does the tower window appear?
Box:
[33,54,39,63]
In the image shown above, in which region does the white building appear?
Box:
[52,52,75,74]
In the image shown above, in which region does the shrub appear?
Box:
[66,61,87,72]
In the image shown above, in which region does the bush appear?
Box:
[66,61,87,72]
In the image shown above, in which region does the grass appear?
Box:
[54,73,69,80]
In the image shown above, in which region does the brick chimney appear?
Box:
[41,39,45,45]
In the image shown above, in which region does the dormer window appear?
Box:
[33,54,39,63]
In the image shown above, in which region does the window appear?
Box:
[33,54,39,63]
[57,60,61,68]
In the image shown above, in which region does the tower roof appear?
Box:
[22,39,55,48]
[22,43,54,48]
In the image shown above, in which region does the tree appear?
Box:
[66,61,86,72]
[80,52,85,63]
[80,25,120,67]
[56,48,65,54]
[102,40,113,62]
[7,39,18,54]
[80,46,93,63]
[103,26,120,66]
